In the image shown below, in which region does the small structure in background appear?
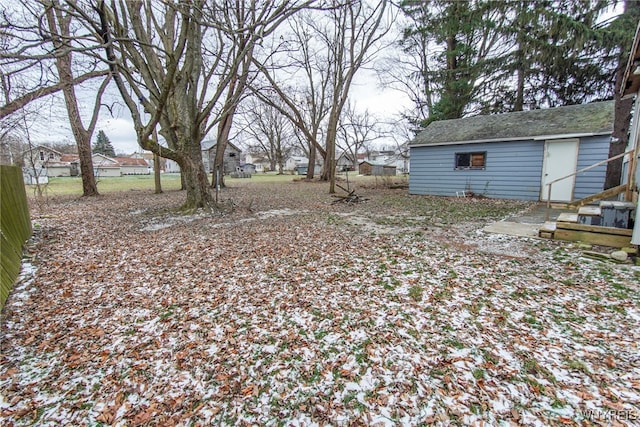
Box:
[336,152,356,172]
[359,160,397,176]
[241,163,256,174]
[201,140,241,175]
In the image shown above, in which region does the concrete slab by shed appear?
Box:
[482,221,541,238]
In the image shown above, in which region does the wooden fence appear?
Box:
[1,165,32,309]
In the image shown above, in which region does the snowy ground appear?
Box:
[1,182,639,426]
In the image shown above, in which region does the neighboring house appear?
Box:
[23,146,154,177]
[130,151,162,171]
[394,143,410,174]
[244,153,268,172]
[115,157,150,175]
[353,146,409,174]
[337,152,356,171]
[408,101,614,202]
[359,160,397,176]
[284,156,308,172]
[22,146,79,177]
[164,159,180,173]
[201,140,241,174]
[619,21,640,245]
[92,153,121,177]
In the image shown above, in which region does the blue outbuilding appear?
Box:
[408,101,614,203]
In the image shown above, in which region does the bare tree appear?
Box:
[250,14,331,179]
[240,97,294,174]
[1,0,112,196]
[90,0,313,210]
[336,101,380,171]
[254,1,391,192]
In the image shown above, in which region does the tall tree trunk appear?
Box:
[321,111,338,193]
[514,64,525,112]
[180,147,212,210]
[60,85,97,198]
[212,114,232,189]
[46,2,98,196]
[154,153,162,194]
[606,0,640,189]
[306,145,316,179]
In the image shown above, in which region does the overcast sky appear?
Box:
[26,3,621,156]
[29,70,411,156]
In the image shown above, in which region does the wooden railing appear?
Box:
[545,149,635,220]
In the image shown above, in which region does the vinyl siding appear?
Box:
[409,140,543,200]
[573,135,609,200]
[410,136,610,201]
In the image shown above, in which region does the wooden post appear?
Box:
[153,127,162,194]
[625,147,637,201]
[545,183,552,221]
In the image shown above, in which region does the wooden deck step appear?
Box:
[554,222,632,247]
[578,206,602,217]
[557,213,578,223]
[577,205,602,226]
[540,221,557,232]
[538,221,557,239]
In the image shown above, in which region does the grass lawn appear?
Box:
[25,172,398,197]
[26,174,183,197]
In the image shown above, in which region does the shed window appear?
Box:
[455,152,486,170]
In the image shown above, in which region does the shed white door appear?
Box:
[541,138,579,202]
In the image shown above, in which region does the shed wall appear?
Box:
[573,135,609,200]
[409,140,544,200]
[410,136,611,201]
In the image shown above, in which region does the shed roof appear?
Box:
[410,101,614,147]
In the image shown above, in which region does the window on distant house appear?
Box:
[455,152,486,170]
[49,153,55,160]
[39,151,45,161]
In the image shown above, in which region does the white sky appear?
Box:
[29,71,411,156]
[26,2,621,155]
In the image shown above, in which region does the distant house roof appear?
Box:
[360,160,396,167]
[410,101,614,147]
[60,154,79,163]
[114,157,148,167]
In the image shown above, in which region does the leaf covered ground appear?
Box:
[1,181,639,426]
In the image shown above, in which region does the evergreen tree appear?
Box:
[501,0,621,110]
[399,0,637,127]
[93,130,116,157]
[400,0,507,126]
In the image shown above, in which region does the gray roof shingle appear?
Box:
[410,101,614,146]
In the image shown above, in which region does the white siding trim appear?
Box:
[410,132,610,148]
